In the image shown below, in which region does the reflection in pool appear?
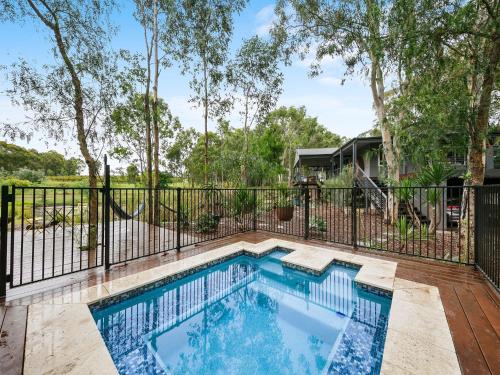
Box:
[92,251,391,375]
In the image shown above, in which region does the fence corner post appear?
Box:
[253,188,257,231]
[304,187,310,240]
[104,160,111,270]
[0,185,10,298]
[352,184,358,249]
[176,187,181,252]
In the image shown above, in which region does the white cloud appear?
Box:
[255,4,276,37]
[278,93,375,138]
[317,76,343,87]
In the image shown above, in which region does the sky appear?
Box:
[0,1,375,169]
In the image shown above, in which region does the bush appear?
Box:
[196,213,220,233]
[309,216,327,232]
[323,165,354,206]
[323,165,354,189]
[0,178,32,187]
[231,189,255,215]
[12,168,45,183]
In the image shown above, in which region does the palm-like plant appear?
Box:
[417,162,454,233]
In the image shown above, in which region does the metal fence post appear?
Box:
[104,158,111,270]
[352,185,358,248]
[473,186,479,265]
[176,187,181,252]
[253,188,257,231]
[0,186,10,298]
[304,187,310,240]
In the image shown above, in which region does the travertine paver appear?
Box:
[24,304,118,375]
[22,240,460,375]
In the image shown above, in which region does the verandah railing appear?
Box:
[1,179,499,296]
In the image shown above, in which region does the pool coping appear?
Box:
[21,238,461,375]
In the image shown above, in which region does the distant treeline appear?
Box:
[0,141,83,176]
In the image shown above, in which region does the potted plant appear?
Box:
[275,194,294,221]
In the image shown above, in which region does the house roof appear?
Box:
[294,148,338,167]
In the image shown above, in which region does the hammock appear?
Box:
[110,198,146,220]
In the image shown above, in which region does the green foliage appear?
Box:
[323,165,354,189]
[110,93,181,169]
[196,213,220,233]
[395,217,412,238]
[309,216,327,232]
[158,172,172,188]
[323,165,354,206]
[231,189,255,216]
[0,178,32,187]
[10,168,45,183]
[0,141,83,176]
[396,178,416,202]
[126,164,138,183]
[417,162,454,187]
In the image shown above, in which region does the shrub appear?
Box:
[323,165,354,206]
[323,165,354,189]
[309,216,327,232]
[231,189,255,215]
[12,168,45,183]
[196,213,220,233]
[0,178,32,187]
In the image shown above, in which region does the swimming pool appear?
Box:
[92,250,391,375]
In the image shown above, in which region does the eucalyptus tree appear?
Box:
[133,0,156,192]
[1,0,118,259]
[110,93,180,179]
[174,0,247,184]
[226,36,284,185]
[384,0,498,260]
[273,0,402,221]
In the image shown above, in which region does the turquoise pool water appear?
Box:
[92,251,391,375]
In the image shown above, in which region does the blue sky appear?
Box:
[0,1,375,165]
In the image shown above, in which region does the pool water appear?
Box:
[92,251,391,375]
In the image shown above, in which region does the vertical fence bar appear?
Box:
[474,186,478,265]
[0,186,10,297]
[176,188,181,252]
[352,185,357,248]
[104,160,111,270]
[253,188,257,231]
[304,187,310,240]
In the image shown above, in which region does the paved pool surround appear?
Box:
[22,239,461,375]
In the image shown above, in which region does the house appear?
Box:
[294,133,500,229]
[294,134,500,186]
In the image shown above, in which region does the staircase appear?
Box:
[355,164,387,212]
[355,164,430,225]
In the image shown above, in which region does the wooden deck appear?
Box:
[1,232,498,375]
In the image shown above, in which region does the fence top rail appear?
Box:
[3,184,500,191]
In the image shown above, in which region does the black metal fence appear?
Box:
[475,185,500,289]
[1,177,499,296]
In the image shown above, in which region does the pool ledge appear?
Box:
[22,239,461,375]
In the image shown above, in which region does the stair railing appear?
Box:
[355,163,387,212]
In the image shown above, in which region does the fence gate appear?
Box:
[475,185,500,289]
[1,185,105,291]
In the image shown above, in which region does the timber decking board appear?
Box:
[0,231,499,375]
[455,286,500,373]
[469,284,500,337]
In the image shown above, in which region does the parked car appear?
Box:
[446,198,461,226]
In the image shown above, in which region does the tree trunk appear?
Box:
[201,48,210,185]
[143,19,153,224]
[242,94,249,185]
[460,28,499,262]
[369,59,400,224]
[26,0,100,264]
[152,0,160,225]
